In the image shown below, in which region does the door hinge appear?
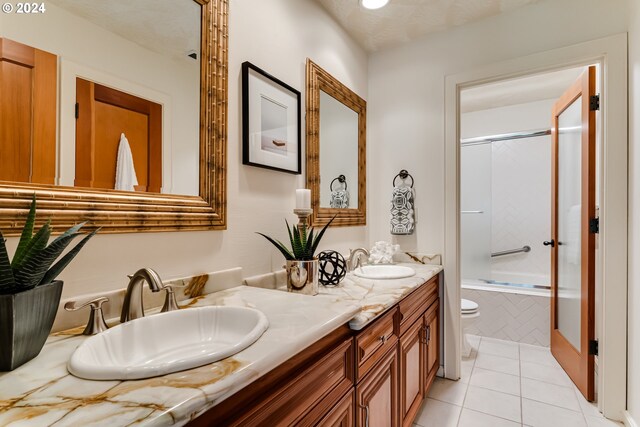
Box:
[590,94,600,111]
[589,339,599,356]
[589,217,600,234]
[75,103,79,119]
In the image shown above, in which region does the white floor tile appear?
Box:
[479,337,520,360]
[458,408,522,427]
[413,398,461,427]
[519,343,558,367]
[521,377,581,411]
[573,386,603,418]
[520,360,573,387]
[475,353,520,376]
[522,398,587,427]
[463,385,522,423]
[460,355,476,384]
[467,334,482,351]
[427,378,469,406]
[470,367,520,396]
[585,415,624,426]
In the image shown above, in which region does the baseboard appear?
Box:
[624,411,639,427]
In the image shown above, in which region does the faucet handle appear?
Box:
[160,285,180,313]
[64,297,109,335]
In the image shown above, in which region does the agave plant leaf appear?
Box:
[49,221,87,245]
[285,220,295,251]
[256,233,295,260]
[292,225,304,258]
[40,228,99,286]
[11,219,51,273]
[13,232,81,291]
[310,216,336,257]
[12,195,37,269]
[0,234,16,293]
[304,228,315,259]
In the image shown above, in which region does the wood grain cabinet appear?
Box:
[188,276,441,427]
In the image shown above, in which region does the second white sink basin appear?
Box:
[353,265,416,280]
[68,306,269,380]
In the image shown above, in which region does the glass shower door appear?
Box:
[548,66,596,401]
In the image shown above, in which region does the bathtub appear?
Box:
[461,278,550,347]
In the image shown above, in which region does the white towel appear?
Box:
[114,133,139,191]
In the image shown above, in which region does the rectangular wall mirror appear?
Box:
[0,0,228,235]
[306,59,366,227]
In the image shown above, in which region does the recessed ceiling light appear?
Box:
[360,0,389,10]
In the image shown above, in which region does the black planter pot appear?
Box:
[0,280,63,371]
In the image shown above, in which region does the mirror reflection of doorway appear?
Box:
[75,78,162,193]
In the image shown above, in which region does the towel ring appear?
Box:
[330,175,347,191]
[393,170,414,188]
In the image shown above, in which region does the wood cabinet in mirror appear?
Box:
[0,0,227,235]
[306,59,366,227]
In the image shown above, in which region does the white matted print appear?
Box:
[242,62,301,174]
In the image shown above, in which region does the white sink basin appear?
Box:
[68,306,269,380]
[353,265,416,280]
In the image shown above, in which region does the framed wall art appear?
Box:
[242,61,301,174]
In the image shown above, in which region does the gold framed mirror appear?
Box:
[306,59,366,227]
[0,0,228,235]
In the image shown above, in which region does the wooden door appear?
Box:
[423,301,439,394]
[316,391,355,427]
[75,78,162,192]
[356,347,398,427]
[549,66,596,401]
[0,38,57,184]
[398,319,423,427]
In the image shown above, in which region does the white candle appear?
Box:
[296,189,311,210]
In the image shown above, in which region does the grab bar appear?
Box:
[491,245,531,258]
[461,210,484,214]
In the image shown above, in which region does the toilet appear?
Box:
[461,298,480,358]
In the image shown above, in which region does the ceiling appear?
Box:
[49,0,200,62]
[460,67,586,113]
[315,0,542,52]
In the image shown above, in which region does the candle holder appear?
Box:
[294,208,313,233]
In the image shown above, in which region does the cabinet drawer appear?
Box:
[397,276,438,337]
[355,307,398,381]
[231,337,354,426]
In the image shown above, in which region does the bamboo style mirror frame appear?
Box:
[0,0,228,235]
[306,59,366,227]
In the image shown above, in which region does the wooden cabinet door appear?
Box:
[315,390,355,427]
[423,300,439,394]
[399,318,424,427]
[0,38,57,184]
[356,347,398,427]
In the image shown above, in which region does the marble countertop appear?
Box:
[0,261,443,426]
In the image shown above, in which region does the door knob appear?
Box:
[543,240,555,247]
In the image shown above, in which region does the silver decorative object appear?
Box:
[285,259,319,296]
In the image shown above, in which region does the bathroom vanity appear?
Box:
[0,263,442,426]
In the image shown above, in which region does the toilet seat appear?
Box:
[461,298,479,315]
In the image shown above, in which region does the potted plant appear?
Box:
[0,196,98,371]
[258,218,334,295]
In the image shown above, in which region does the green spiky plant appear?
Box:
[257,217,335,261]
[0,196,98,295]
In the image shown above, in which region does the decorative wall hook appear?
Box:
[393,169,414,188]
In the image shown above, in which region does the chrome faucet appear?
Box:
[348,248,370,272]
[120,268,179,323]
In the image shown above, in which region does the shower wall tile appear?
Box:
[462,288,550,346]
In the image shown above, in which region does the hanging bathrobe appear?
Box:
[114,133,139,192]
[390,185,415,235]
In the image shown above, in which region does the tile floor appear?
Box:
[413,335,623,427]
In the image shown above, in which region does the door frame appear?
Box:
[444,33,628,420]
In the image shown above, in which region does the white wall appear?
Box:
[461,99,554,286]
[0,2,200,195]
[627,0,640,423]
[3,0,369,299]
[368,0,628,253]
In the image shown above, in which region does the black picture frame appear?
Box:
[242,61,302,174]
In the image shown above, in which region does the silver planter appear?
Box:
[0,281,63,371]
[285,259,319,296]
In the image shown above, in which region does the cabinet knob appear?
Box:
[378,335,387,344]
